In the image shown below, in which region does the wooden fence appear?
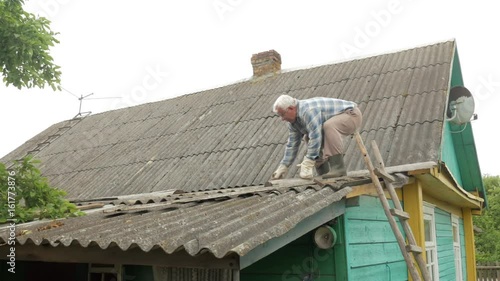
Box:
[478,262,500,281]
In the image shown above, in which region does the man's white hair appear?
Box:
[273,95,296,112]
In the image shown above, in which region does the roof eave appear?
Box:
[0,242,239,269]
[412,163,483,211]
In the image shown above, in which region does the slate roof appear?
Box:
[1,40,455,200]
[0,179,355,258]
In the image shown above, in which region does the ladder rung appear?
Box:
[355,133,431,281]
[406,244,423,253]
[374,167,395,182]
[390,208,410,220]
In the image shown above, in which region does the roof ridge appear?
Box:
[279,39,455,75]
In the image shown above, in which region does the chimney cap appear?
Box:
[251,50,281,77]
[251,49,281,63]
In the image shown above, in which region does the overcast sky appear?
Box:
[1,0,498,176]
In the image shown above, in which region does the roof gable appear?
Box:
[2,40,456,199]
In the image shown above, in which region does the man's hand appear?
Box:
[298,157,315,179]
[272,164,288,179]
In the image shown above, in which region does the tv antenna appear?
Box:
[62,87,121,118]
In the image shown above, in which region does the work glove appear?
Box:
[298,156,315,179]
[272,164,288,179]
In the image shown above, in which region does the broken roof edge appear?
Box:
[348,160,483,208]
[348,161,439,178]
[434,162,484,205]
[0,183,355,265]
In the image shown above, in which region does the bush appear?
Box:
[0,156,84,223]
[474,175,500,262]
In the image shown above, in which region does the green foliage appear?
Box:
[474,175,500,262]
[0,0,61,90]
[0,156,83,223]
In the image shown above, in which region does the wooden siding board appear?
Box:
[349,242,404,268]
[345,196,406,280]
[348,260,407,281]
[434,207,461,281]
[441,122,464,186]
[346,219,399,244]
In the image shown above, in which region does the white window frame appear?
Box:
[424,203,439,281]
[452,215,463,281]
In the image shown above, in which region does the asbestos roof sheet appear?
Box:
[1,40,456,200]
[0,180,356,258]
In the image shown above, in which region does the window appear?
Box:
[424,204,439,281]
[452,216,463,281]
[88,264,122,281]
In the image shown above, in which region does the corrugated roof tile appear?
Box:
[1,183,354,258]
[1,40,456,198]
[386,121,443,166]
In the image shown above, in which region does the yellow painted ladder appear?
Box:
[354,132,431,281]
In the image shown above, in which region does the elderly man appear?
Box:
[271,95,362,179]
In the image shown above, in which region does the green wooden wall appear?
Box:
[441,47,485,203]
[343,195,407,281]
[441,122,464,185]
[435,208,455,280]
[241,219,346,281]
[441,48,466,187]
[434,208,468,281]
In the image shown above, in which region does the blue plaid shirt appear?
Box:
[280,97,357,166]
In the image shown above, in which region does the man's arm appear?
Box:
[280,127,302,166]
[304,109,323,160]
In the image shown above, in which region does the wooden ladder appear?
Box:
[353,132,431,281]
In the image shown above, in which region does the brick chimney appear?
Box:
[251,50,281,77]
